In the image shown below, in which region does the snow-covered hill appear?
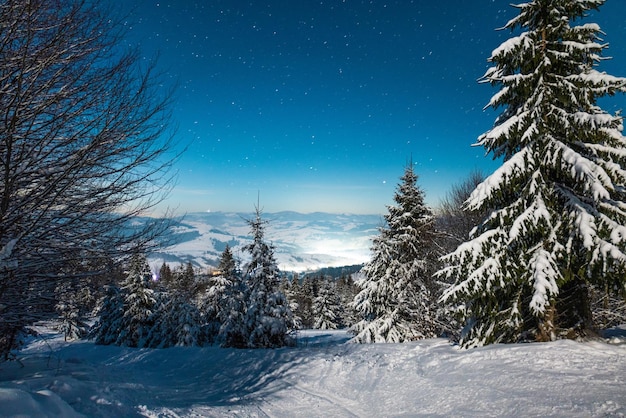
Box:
[1,325,625,417]
[149,211,382,273]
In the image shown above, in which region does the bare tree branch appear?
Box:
[0,0,179,358]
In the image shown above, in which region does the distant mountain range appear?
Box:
[148,211,383,273]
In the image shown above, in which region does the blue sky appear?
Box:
[118,1,626,215]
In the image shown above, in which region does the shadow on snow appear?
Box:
[3,337,323,416]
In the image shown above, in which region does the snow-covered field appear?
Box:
[148,212,380,272]
[1,326,626,417]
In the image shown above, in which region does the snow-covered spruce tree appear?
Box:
[242,207,295,348]
[438,0,626,347]
[351,164,439,343]
[201,245,238,344]
[218,270,247,348]
[313,279,344,330]
[293,275,317,328]
[280,275,303,330]
[142,291,175,348]
[158,262,174,288]
[171,299,204,347]
[115,255,157,347]
[169,261,196,297]
[159,293,205,347]
[336,274,360,327]
[142,290,205,348]
[90,285,124,346]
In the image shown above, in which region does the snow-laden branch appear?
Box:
[528,249,560,315]
[551,140,613,201]
[466,147,531,210]
[490,31,533,60]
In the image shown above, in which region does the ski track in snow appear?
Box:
[1,328,626,417]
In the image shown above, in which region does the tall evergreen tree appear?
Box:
[242,207,295,348]
[351,164,439,343]
[438,0,626,347]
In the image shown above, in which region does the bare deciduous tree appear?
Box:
[436,170,486,253]
[0,0,177,358]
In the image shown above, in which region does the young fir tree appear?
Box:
[158,262,174,287]
[438,0,626,347]
[167,295,205,347]
[218,269,247,348]
[172,261,196,297]
[90,285,124,345]
[242,207,295,348]
[115,254,157,347]
[296,275,318,328]
[280,275,303,330]
[202,245,238,344]
[312,279,344,330]
[351,164,439,343]
[143,291,205,348]
[142,291,174,348]
[336,274,359,327]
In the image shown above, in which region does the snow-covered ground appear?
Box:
[1,326,626,417]
[147,212,379,273]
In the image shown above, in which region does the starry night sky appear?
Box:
[116,1,626,215]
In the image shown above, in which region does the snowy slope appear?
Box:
[1,326,625,417]
[149,211,381,272]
